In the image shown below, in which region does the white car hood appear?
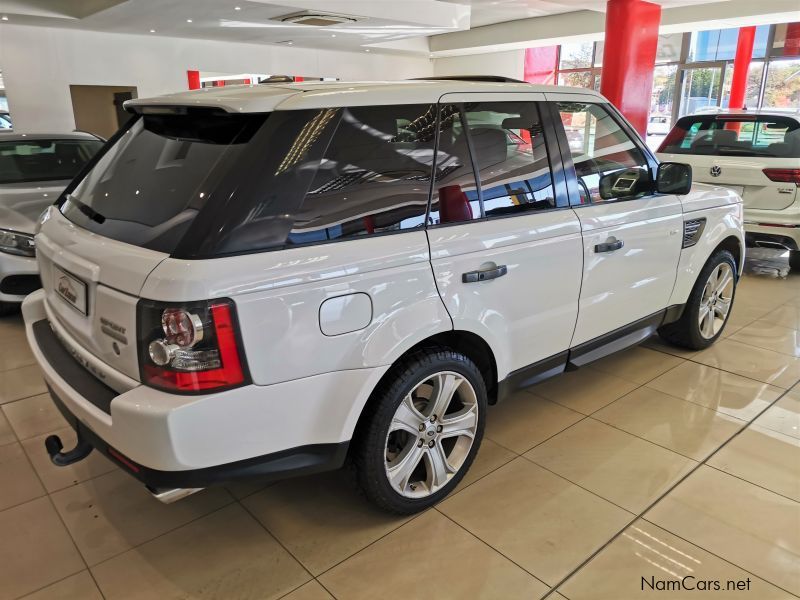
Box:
[0,180,69,234]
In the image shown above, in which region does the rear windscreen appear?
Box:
[659,115,800,158]
[59,110,265,254]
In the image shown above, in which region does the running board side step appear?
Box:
[147,486,204,504]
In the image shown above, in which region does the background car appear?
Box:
[0,132,103,313]
[657,109,800,267]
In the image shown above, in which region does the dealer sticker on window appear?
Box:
[53,266,88,315]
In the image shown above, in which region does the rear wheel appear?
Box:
[789,250,800,272]
[659,249,736,350]
[352,348,486,514]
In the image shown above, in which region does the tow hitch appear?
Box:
[45,433,93,466]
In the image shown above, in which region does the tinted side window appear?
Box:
[428,105,481,225]
[558,102,652,204]
[463,101,556,217]
[289,104,435,244]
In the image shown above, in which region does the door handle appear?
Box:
[594,239,624,253]
[462,265,508,283]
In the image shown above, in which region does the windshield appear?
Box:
[0,138,103,184]
[60,110,266,254]
[659,115,800,157]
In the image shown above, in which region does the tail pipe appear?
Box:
[45,433,93,466]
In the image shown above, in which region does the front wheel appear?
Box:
[658,249,737,350]
[352,349,486,514]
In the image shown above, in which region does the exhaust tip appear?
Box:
[147,486,203,504]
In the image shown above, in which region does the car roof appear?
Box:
[125,79,607,114]
[0,131,102,142]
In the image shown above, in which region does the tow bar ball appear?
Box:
[45,433,93,467]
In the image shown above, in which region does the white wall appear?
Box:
[432,50,524,81]
[0,24,434,132]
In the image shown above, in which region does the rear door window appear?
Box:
[660,115,800,157]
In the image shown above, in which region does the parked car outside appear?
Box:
[0,133,103,312]
[23,79,744,513]
[657,109,800,267]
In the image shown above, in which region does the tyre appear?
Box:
[352,348,487,514]
[658,249,737,350]
[0,302,19,317]
[789,250,800,272]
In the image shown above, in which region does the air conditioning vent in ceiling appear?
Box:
[278,12,358,27]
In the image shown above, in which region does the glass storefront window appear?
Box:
[559,42,594,70]
[771,23,800,58]
[679,66,723,116]
[593,42,604,67]
[656,33,683,64]
[720,61,765,108]
[558,71,594,89]
[688,26,769,62]
[763,58,800,107]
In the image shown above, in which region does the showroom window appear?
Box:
[289,104,437,244]
[557,103,652,204]
[462,101,556,218]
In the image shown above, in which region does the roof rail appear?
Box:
[409,76,528,84]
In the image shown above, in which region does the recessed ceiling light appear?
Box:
[149,29,156,33]
[331,34,336,37]
[186,18,193,23]
[1,16,8,21]
[234,5,241,10]
[365,49,370,52]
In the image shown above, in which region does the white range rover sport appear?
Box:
[24,77,744,513]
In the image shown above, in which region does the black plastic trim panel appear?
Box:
[32,320,116,415]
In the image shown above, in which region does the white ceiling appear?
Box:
[0,0,735,54]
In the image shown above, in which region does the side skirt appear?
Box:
[496,304,684,402]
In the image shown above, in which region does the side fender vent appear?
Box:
[683,218,706,248]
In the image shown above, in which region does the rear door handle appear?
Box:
[594,239,624,253]
[462,265,508,283]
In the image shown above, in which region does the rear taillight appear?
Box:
[763,168,800,186]
[137,298,249,393]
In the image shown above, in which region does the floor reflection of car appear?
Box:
[647,114,671,136]
[0,132,103,313]
[657,109,800,268]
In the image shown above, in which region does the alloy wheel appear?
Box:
[698,262,734,339]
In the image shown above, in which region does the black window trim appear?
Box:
[550,98,663,209]
[424,98,571,231]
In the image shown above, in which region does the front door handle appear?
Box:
[462,265,508,283]
[595,239,624,253]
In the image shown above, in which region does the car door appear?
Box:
[428,94,583,387]
[546,94,684,357]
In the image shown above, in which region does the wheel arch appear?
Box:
[715,235,744,276]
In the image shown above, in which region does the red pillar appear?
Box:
[187,70,201,90]
[599,0,661,135]
[729,26,756,109]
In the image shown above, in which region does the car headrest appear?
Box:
[437,184,473,224]
[712,129,738,146]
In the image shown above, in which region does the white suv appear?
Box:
[657,109,800,268]
[23,78,744,513]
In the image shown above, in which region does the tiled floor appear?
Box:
[1,261,800,599]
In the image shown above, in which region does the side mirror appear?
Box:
[657,162,692,195]
[598,167,648,201]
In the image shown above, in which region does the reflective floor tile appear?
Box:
[281,580,334,600]
[708,424,800,501]
[0,330,36,373]
[455,438,517,491]
[525,419,696,513]
[51,470,233,565]
[760,304,800,330]
[91,504,310,600]
[0,497,84,600]
[692,338,800,388]
[731,320,800,357]
[21,427,116,493]
[0,365,48,405]
[0,409,14,446]
[485,391,583,454]
[593,387,744,461]
[755,392,800,440]
[0,442,45,510]
[319,509,549,600]
[530,368,639,415]
[646,361,783,421]
[20,571,103,600]
[438,457,632,585]
[588,346,683,385]
[242,472,410,576]
[646,465,800,596]
[559,519,791,600]
[2,393,66,439]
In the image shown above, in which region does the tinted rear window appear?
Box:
[60,111,265,254]
[0,138,102,184]
[659,115,800,158]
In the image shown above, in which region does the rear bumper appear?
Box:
[744,207,800,250]
[0,252,40,303]
[22,289,386,478]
